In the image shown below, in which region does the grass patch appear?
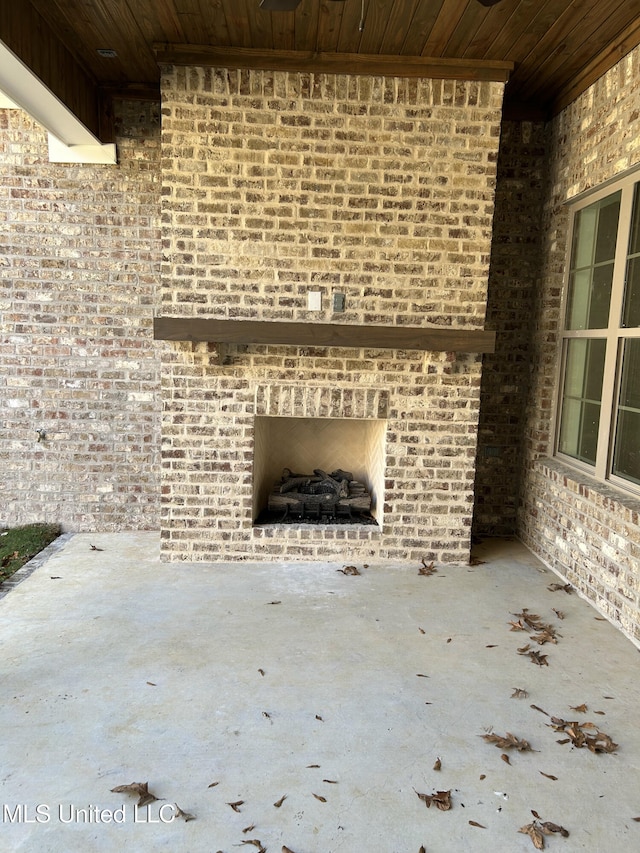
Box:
[0,523,61,584]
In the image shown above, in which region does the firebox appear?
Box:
[252,416,387,527]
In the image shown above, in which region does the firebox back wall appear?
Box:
[159,66,504,562]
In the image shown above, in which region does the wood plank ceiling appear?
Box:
[3,0,640,137]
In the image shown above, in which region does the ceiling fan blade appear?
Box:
[476,0,505,6]
[260,0,302,11]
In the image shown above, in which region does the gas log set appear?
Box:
[259,467,376,525]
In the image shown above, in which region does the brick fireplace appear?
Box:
[158,65,504,563]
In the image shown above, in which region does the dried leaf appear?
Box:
[110,782,159,808]
[486,644,498,648]
[414,788,452,810]
[552,608,565,619]
[315,714,323,721]
[479,774,486,780]
[416,673,430,678]
[517,643,532,653]
[90,544,104,551]
[146,681,156,686]
[481,731,531,751]
[262,711,272,720]
[528,650,549,666]
[418,559,437,576]
[240,841,266,853]
[258,668,265,676]
[267,600,282,605]
[227,800,244,812]
[539,772,558,780]
[594,710,606,715]
[283,847,297,853]
[418,627,426,634]
[243,824,256,833]
[519,822,545,849]
[540,821,569,837]
[273,794,287,808]
[208,781,219,788]
[323,779,338,784]
[547,582,572,593]
[312,793,327,802]
[548,716,618,752]
[433,757,441,771]
[173,804,196,822]
[570,703,587,713]
[531,704,549,716]
[511,687,529,699]
[532,629,558,645]
[469,820,486,828]
[306,764,320,768]
[338,565,360,575]
[419,847,426,853]
[501,753,511,765]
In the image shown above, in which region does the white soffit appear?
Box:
[0,40,117,165]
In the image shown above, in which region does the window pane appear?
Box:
[622,257,640,327]
[558,339,606,465]
[623,183,640,328]
[566,192,620,330]
[612,339,640,485]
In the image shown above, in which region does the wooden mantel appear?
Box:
[153,317,495,354]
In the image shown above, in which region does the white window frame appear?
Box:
[555,168,640,497]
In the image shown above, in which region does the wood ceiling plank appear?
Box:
[218,0,253,48]
[293,0,319,52]
[511,0,631,102]
[68,0,158,82]
[552,14,640,114]
[250,0,276,48]
[315,0,344,53]
[457,0,522,60]
[335,0,367,54]
[270,8,296,52]
[420,0,470,58]
[131,0,186,44]
[440,0,486,58]
[478,0,564,63]
[378,0,421,56]
[356,0,395,56]
[399,0,444,56]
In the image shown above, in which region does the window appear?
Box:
[556,174,640,492]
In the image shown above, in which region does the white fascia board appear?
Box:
[47,135,117,164]
[0,39,116,164]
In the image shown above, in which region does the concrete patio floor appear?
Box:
[1,533,639,853]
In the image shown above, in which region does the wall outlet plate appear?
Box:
[308,291,322,311]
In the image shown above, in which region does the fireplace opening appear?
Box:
[252,416,386,527]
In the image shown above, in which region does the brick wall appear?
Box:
[473,119,547,536]
[518,47,640,644]
[0,101,162,531]
[159,66,504,562]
